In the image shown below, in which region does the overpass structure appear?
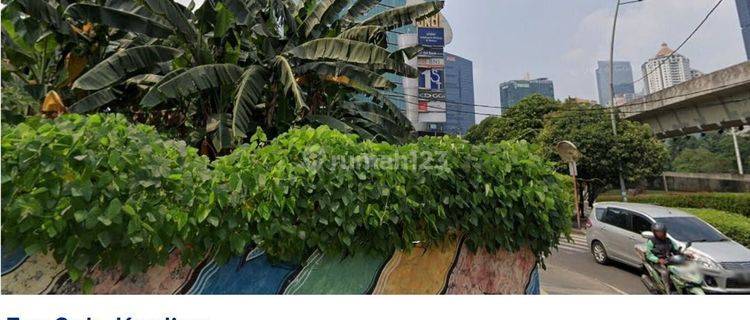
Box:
[620,61,750,138]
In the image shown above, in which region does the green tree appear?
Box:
[465,94,560,143]
[537,101,668,209]
[3,0,446,155]
[665,132,749,174]
[672,148,735,173]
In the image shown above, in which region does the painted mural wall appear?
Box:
[1,237,540,295]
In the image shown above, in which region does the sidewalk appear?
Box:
[540,263,627,295]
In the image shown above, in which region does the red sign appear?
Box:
[418,101,429,112]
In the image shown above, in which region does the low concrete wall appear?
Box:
[650,172,750,193]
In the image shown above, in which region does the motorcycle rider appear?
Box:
[645,223,680,294]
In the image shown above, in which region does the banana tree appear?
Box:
[61,0,445,155]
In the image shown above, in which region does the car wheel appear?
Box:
[591,241,609,265]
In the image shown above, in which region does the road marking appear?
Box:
[556,234,590,253]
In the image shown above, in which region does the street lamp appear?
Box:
[609,0,643,202]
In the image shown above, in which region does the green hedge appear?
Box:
[681,208,750,248]
[598,192,750,217]
[2,115,572,279]
[1,114,213,280]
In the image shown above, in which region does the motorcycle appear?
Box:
[637,231,705,295]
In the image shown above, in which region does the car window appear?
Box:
[601,208,630,230]
[631,214,652,234]
[595,207,605,221]
[654,217,727,242]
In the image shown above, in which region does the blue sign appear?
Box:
[419,68,444,91]
[420,47,444,58]
[418,28,445,47]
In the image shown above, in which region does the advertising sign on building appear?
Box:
[419,68,444,91]
[416,14,442,28]
[418,57,445,69]
[420,47,444,58]
[418,100,446,113]
[418,28,445,47]
[418,91,446,101]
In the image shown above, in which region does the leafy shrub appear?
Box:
[210,126,572,262]
[598,192,750,217]
[2,116,572,279]
[1,114,212,281]
[681,208,750,248]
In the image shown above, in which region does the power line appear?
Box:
[629,0,725,86]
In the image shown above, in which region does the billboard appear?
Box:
[420,47,444,58]
[418,101,447,113]
[418,91,446,101]
[418,57,445,69]
[418,28,445,47]
[419,68,444,91]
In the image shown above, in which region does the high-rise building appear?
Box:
[595,61,635,106]
[737,0,750,60]
[498,78,554,113]
[444,53,475,135]
[641,43,697,94]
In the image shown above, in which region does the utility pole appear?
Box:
[732,127,745,175]
[609,0,642,202]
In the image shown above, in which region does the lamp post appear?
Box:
[609,0,642,202]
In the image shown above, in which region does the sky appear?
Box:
[440,0,746,122]
[180,0,747,123]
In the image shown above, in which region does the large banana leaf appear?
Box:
[338,25,385,45]
[69,88,121,113]
[342,0,381,22]
[274,56,308,118]
[222,0,264,25]
[144,0,198,41]
[287,38,417,77]
[390,45,424,61]
[299,0,341,37]
[296,62,395,91]
[73,46,182,91]
[141,64,244,108]
[140,69,186,107]
[64,3,174,39]
[306,114,357,134]
[232,65,269,137]
[360,1,444,31]
[14,0,70,35]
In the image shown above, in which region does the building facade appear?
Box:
[595,61,635,106]
[641,43,695,94]
[444,53,475,135]
[498,78,554,113]
[738,0,750,60]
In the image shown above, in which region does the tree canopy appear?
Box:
[2,0,447,156]
[465,94,560,143]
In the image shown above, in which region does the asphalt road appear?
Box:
[540,232,650,295]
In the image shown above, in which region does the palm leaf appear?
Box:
[390,45,424,61]
[69,88,121,113]
[64,3,174,39]
[296,61,395,91]
[222,0,264,25]
[144,0,198,41]
[360,1,444,31]
[306,115,356,133]
[14,0,70,35]
[141,64,244,108]
[140,69,186,108]
[274,56,308,118]
[73,46,182,91]
[342,0,381,22]
[299,0,346,37]
[287,38,417,77]
[232,65,269,138]
[338,25,386,45]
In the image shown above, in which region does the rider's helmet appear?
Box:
[651,223,667,233]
